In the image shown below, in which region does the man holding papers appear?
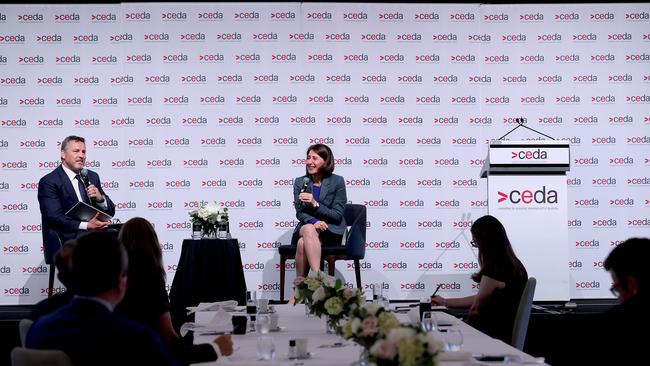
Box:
[38,135,115,266]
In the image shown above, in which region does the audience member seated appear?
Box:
[584,237,649,364]
[116,217,233,364]
[431,215,528,343]
[31,241,77,320]
[26,231,180,365]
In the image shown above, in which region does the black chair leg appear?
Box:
[327,258,335,277]
[280,257,286,302]
[354,259,361,289]
[48,262,56,298]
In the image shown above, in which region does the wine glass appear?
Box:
[420,311,437,332]
[444,329,463,351]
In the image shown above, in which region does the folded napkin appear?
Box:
[180,308,233,336]
[186,300,239,314]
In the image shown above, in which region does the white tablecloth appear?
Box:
[191,304,547,366]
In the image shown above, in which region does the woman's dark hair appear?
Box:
[305,143,335,177]
[470,215,526,282]
[118,217,165,288]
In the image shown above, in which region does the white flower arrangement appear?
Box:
[293,271,363,330]
[369,325,444,366]
[188,201,228,237]
[341,303,401,349]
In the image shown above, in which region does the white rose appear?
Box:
[312,286,326,303]
[387,327,416,344]
[423,333,443,354]
[370,339,397,360]
[364,303,381,316]
[324,275,336,287]
[350,318,361,334]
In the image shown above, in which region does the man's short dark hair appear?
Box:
[604,237,650,294]
[54,240,77,289]
[60,135,85,152]
[70,232,127,297]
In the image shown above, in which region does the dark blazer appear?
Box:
[38,165,115,264]
[31,291,74,320]
[293,173,347,239]
[585,294,648,365]
[26,298,179,366]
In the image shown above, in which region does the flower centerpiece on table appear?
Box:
[293,271,364,331]
[188,201,228,238]
[369,325,444,366]
[341,303,401,350]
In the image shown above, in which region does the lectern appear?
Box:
[481,140,570,301]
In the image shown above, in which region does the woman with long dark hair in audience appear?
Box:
[431,215,528,343]
[117,217,232,365]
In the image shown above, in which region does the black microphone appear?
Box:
[80,168,94,204]
[298,177,311,209]
[300,177,310,193]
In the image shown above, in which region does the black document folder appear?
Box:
[65,201,113,222]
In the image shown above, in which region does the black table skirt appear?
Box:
[169,238,247,327]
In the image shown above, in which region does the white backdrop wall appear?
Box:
[0,2,649,305]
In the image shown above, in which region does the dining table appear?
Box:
[190,303,549,366]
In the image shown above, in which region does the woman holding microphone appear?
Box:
[292,144,348,278]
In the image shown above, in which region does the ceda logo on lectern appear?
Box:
[497,186,558,205]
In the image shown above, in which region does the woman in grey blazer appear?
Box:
[292,144,347,278]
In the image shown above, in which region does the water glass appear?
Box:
[256,313,271,334]
[256,336,276,360]
[191,223,202,240]
[444,329,463,351]
[419,297,432,320]
[257,298,269,313]
[420,311,437,332]
[217,228,228,239]
[380,296,390,310]
[372,283,383,303]
[246,290,257,303]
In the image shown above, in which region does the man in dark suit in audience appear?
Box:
[38,135,115,268]
[26,232,179,365]
[591,237,649,364]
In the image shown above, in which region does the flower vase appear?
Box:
[217,222,230,239]
[358,348,371,366]
[201,225,217,238]
[325,317,340,335]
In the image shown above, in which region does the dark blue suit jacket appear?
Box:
[38,165,115,263]
[293,173,347,239]
[26,298,179,366]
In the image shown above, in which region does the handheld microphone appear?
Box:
[80,168,94,204]
[300,177,310,193]
[298,177,311,209]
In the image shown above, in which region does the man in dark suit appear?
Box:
[26,232,180,365]
[595,237,649,364]
[38,135,115,268]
